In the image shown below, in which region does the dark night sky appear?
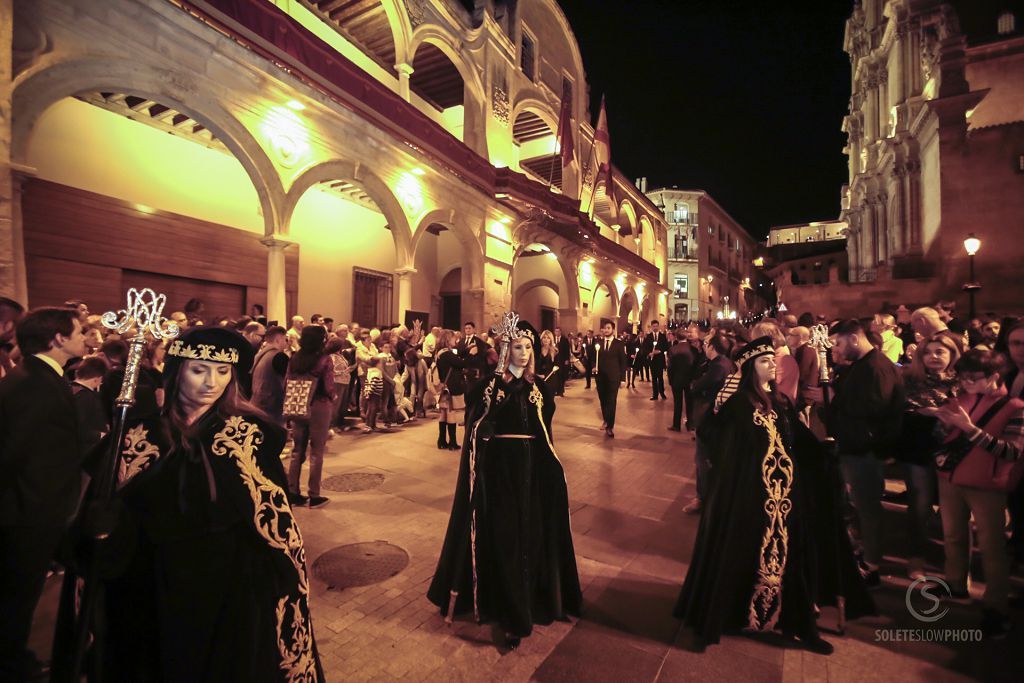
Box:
[555,0,855,238]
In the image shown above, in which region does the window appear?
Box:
[352,267,394,329]
[520,32,536,81]
[674,303,689,322]
[673,232,688,259]
[673,202,689,224]
[998,11,1016,35]
[673,275,688,298]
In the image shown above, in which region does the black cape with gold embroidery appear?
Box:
[674,393,874,645]
[60,410,323,682]
[427,374,582,638]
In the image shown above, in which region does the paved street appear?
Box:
[33,378,1024,681]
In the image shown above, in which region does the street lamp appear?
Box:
[962,233,982,318]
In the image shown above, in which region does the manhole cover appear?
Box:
[312,542,409,589]
[321,472,386,492]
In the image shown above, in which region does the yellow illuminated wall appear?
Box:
[27,98,264,233]
[290,186,397,322]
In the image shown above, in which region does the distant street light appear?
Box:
[962,233,982,318]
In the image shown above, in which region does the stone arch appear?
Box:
[510,95,559,134]
[11,57,284,235]
[407,26,485,104]
[410,208,483,289]
[282,160,412,267]
[639,215,656,264]
[381,0,414,66]
[510,238,580,311]
[514,277,561,302]
[618,285,640,332]
[592,277,620,313]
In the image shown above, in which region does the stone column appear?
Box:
[395,266,416,323]
[260,236,292,325]
[396,63,414,102]
[0,0,17,302]
[9,171,28,304]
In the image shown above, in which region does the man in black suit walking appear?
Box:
[0,307,87,682]
[643,320,670,400]
[553,326,570,396]
[594,320,628,438]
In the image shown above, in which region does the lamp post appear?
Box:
[963,233,982,319]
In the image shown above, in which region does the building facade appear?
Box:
[760,220,849,303]
[836,0,1024,313]
[0,0,669,333]
[646,187,763,323]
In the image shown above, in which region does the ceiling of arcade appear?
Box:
[306,0,398,73]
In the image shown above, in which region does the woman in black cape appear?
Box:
[674,336,873,655]
[60,327,323,681]
[427,317,581,649]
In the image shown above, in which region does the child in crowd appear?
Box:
[363,356,384,432]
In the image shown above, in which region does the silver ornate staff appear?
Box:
[491,311,521,375]
[66,288,179,682]
[810,323,832,385]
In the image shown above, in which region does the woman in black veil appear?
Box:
[427,314,581,649]
[674,336,872,655]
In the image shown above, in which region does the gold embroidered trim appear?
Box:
[119,424,161,486]
[466,378,496,621]
[167,339,240,364]
[211,417,317,682]
[747,409,794,632]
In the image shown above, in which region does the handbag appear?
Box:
[948,396,1024,492]
[282,376,316,420]
[935,396,1008,472]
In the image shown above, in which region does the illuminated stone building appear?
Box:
[780,0,1024,317]
[0,0,668,332]
[645,187,761,323]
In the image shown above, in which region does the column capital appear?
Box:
[260,236,294,250]
[395,266,417,277]
[395,62,414,76]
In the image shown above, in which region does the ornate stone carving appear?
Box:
[12,16,52,76]
[491,84,509,125]
[403,0,428,28]
[921,28,939,83]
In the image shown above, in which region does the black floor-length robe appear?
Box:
[674,392,873,645]
[60,410,324,682]
[427,374,582,638]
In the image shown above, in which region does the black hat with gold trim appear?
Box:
[515,318,539,347]
[163,326,255,383]
[735,335,775,370]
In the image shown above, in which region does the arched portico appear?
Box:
[12,57,284,235]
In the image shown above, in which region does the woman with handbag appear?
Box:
[931,348,1024,638]
[896,334,960,579]
[434,330,467,450]
[286,325,336,508]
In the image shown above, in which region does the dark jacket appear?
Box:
[71,382,108,458]
[595,337,628,382]
[642,331,670,368]
[554,335,571,366]
[0,356,82,526]
[828,349,905,457]
[690,355,735,430]
[667,341,696,390]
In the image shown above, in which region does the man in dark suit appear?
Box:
[643,319,670,400]
[667,327,696,432]
[553,326,570,396]
[0,307,86,682]
[594,320,628,437]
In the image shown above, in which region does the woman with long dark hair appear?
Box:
[287,325,337,508]
[434,329,467,450]
[428,317,581,650]
[674,336,872,655]
[84,327,323,681]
